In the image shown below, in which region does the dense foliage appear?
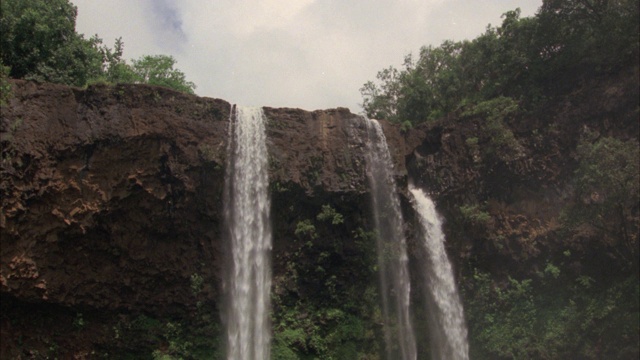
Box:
[0,0,102,86]
[270,188,384,359]
[0,0,196,94]
[363,1,639,358]
[465,270,638,359]
[566,134,640,268]
[361,0,639,126]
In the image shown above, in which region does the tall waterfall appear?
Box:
[363,118,417,360]
[223,106,272,360]
[409,185,469,360]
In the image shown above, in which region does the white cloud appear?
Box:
[73,0,542,112]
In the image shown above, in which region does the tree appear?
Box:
[0,0,198,94]
[131,55,196,94]
[360,9,538,125]
[360,65,401,121]
[360,2,639,124]
[566,134,639,268]
[0,0,103,86]
[399,41,464,122]
[98,37,138,84]
[536,0,639,74]
[361,43,464,125]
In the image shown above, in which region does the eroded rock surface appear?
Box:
[0,81,403,357]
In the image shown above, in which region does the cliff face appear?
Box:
[1,64,638,358]
[0,80,407,358]
[2,81,229,311]
[405,65,639,276]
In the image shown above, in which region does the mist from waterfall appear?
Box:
[223,105,272,360]
[363,118,417,360]
[409,184,469,360]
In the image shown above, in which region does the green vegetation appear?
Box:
[272,305,376,360]
[361,2,639,126]
[448,133,640,359]
[457,132,639,358]
[130,55,196,95]
[0,0,103,86]
[294,219,317,239]
[197,144,218,162]
[0,0,196,93]
[316,204,344,225]
[72,312,85,330]
[107,309,222,359]
[465,269,639,359]
[361,1,639,358]
[190,273,204,295]
[271,192,383,359]
[459,204,491,225]
[461,97,524,161]
[0,63,12,106]
[563,134,639,268]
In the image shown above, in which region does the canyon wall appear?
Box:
[0,81,407,358]
[1,63,638,358]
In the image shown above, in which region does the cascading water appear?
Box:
[409,184,469,360]
[223,105,272,360]
[363,118,417,360]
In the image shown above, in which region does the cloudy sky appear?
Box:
[73,0,542,112]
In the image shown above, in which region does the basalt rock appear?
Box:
[0,80,402,357]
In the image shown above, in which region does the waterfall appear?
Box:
[409,185,469,360]
[363,118,417,360]
[223,105,272,360]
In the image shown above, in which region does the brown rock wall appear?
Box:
[1,81,232,313]
[0,81,402,314]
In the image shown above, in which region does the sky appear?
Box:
[73,0,542,112]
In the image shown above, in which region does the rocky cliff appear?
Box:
[1,63,638,358]
[0,80,407,358]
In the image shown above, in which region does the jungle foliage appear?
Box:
[271,191,383,360]
[454,126,640,360]
[361,1,639,358]
[465,269,638,359]
[361,0,639,125]
[0,0,196,94]
[452,129,639,359]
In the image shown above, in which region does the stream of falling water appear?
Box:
[223,105,272,360]
[363,118,417,360]
[409,184,469,360]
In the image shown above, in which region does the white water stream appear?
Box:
[409,185,469,360]
[363,118,417,360]
[220,108,467,359]
[223,106,272,360]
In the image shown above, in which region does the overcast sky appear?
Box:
[73,0,542,112]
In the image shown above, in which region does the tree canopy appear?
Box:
[361,0,639,125]
[0,0,196,94]
[131,55,196,95]
[0,0,102,86]
[567,133,640,267]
